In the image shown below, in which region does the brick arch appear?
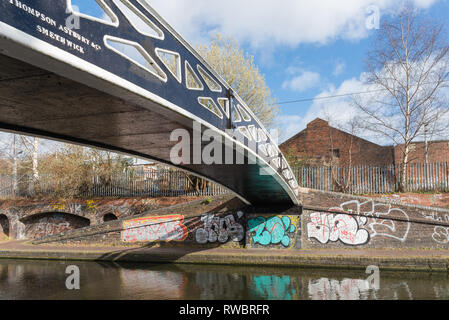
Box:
[18,204,90,222]
[103,213,118,222]
[0,214,9,238]
[20,212,90,239]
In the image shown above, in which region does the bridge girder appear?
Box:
[0,0,299,205]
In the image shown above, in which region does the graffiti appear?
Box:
[67,204,83,215]
[5,199,159,239]
[248,216,297,247]
[51,203,83,215]
[340,200,410,242]
[50,201,138,218]
[50,201,138,225]
[122,215,188,243]
[307,212,369,246]
[52,203,66,211]
[86,200,97,211]
[309,200,411,245]
[195,211,244,244]
[422,212,449,244]
[22,213,90,239]
[34,217,69,236]
[432,227,449,244]
[308,278,373,300]
[251,275,296,300]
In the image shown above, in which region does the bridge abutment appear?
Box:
[26,190,449,252]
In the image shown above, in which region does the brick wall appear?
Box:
[33,197,304,250]
[281,119,449,168]
[33,195,248,247]
[370,193,449,209]
[394,141,449,164]
[21,213,90,239]
[299,188,449,249]
[0,196,206,240]
[30,192,449,250]
[281,118,393,167]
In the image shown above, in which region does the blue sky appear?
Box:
[73,0,449,143]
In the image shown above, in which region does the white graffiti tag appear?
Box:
[421,212,449,244]
[423,213,449,244]
[433,227,449,244]
[308,200,411,245]
[307,212,369,245]
[339,200,410,242]
[195,211,244,244]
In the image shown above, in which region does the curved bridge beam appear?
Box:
[0,0,299,205]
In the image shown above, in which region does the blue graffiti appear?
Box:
[251,275,296,300]
[248,216,296,247]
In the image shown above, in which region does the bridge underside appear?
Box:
[0,54,292,205]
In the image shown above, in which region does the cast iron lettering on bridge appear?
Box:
[0,0,299,205]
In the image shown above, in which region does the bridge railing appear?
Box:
[0,169,229,199]
[294,161,449,194]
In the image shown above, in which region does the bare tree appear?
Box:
[354,5,449,192]
[0,134,26,196]
[21,137,39,179]
[20,136,40,195]
[323,110,361,193]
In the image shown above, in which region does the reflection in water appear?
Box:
[0,259,448,300]
[308,278,373,300]
[120,269,186,300]
[251,276,297,300]
[195,272,247,300]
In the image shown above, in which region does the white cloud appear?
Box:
[333,61,346,76]
[305,78,366,124]
[147,0,439,47]
[282,71,321,92]
[276,114,304,143]
[278,75,380,143]
[281,59,449,144]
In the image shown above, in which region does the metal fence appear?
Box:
[2,162,447,199]
[294,162,449,194]
[0,169,229,199]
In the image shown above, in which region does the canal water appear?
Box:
[0,259,448,300]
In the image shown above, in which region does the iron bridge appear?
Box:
[0,0,299,205]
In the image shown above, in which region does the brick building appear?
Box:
[394,140,449,165]
[280,118,449,167]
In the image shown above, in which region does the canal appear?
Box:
[0,259,448,300]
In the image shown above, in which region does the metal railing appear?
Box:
[0,169,229,199]
[294,162,449,194]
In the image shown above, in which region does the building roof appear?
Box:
[281,118,386,148]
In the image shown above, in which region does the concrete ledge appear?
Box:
[1,243,448,273]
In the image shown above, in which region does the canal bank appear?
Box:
[1,240,449,272]
[2,191,449,273]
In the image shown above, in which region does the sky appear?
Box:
[72,0,449,144]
